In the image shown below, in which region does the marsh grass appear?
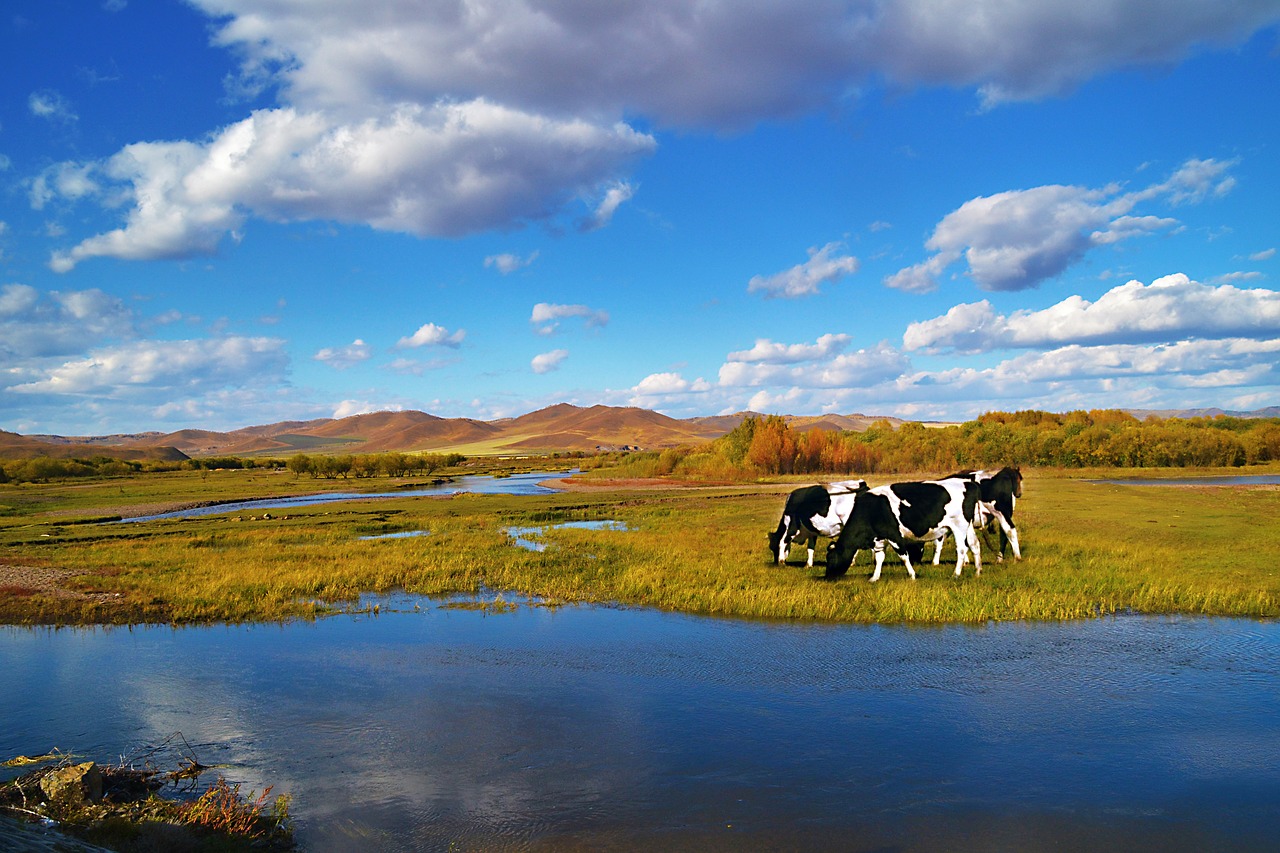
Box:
[1,472,1277,625]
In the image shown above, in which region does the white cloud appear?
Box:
[1144,157,1240,205]
[314,339,372,369]
[727,333,851,364]
[485,250,539,274]
[626,372,713,408]
[719,341,910,389]
[531,349,570,374]
[994,338,1280,384]
[530,302,609,335]
[1250,248,1276,262]
[195,0,1280,123]
[29,90,77,124]
[29,163,100,211]
[748,243,859,299]
[887,159,1236,292]
[333,400,401,419]
[397,322,466,349]
[904,273,1280,353]
[0,284,136,360]
[39,1,1279,269]
[47,103,656,270]
[8,336,287,397]
[580,181,634,232]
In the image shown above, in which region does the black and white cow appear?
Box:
[825,479,982,581]
[942,467,1023,562]
[769,479,866,567]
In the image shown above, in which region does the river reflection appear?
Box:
[2,606,1277,852]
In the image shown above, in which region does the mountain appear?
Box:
[3,404,1276,461]
[0,405,715,460]
[0,430,190,462]
[1123,406,1280,421]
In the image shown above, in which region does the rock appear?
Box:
[39,762,104,806]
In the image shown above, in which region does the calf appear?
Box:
[825,479,982,581]
[943,467,1023,561]
[769,479,866,567]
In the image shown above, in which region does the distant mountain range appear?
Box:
[1122,406,1280,421]
[0,405,905,461]
[3,404,1275,462]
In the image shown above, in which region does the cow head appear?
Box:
[825,525,868,579]
[768,524,787,563]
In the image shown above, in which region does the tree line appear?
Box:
[589,410,1280,480]
[0,451,466,484]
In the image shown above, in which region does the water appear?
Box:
[505,520,630,552]
[117,470,564,522]
[1090,474,1280,486]
[3,606,1277,851]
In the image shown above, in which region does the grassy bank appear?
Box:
[1,469,1278,624]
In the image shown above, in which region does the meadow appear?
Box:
[2,464,1278,625]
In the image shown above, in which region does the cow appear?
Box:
[941,467,1023,562]
[825,479,982,582]
[768,479,867,567]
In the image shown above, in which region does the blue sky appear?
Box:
[2,1,1278,436]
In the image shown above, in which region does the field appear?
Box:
[1,467,1278,625]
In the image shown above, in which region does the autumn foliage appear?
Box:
[596,410,1280,480]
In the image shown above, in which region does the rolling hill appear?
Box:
[3,404,1275,461]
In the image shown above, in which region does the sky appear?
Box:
[2,0,1279,436]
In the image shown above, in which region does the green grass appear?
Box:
[1,470,1277,625]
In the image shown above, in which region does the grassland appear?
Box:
[1,467,1278,625]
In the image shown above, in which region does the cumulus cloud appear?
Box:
[994,338,1280,385]
[887,159,1238,292]
[485,250,539,274]
[626,372,714,408]
[904,273,1280,353]
[748,243,859,299]
[0,284,136,360]
[719,341,909,389]
[37,1,1279,268]
[530,302,609,335]
[47,103,655,271]
[727,333,851,364]
[8,336,287,397]
[314,339,372,369]
[196,0,1280,123]
[397,322,466,349]
[531,348,569,374]
[38,0,1273,274]
[333,400,401,419]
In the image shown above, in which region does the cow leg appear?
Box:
[962,524,982,577]
[869,543,887,582]
[898,545,917,581]
[931,530,945,566]
[805,533,817,568]
[1006,523,1021,561]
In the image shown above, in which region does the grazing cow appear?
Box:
[942,467,1023,562]
[769,479,867,567]
[825,479,982,581]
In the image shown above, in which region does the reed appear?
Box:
[1,473,1277,625]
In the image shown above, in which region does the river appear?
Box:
[3,603,1277,851]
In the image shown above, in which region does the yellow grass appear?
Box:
[2,471,1278,625]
